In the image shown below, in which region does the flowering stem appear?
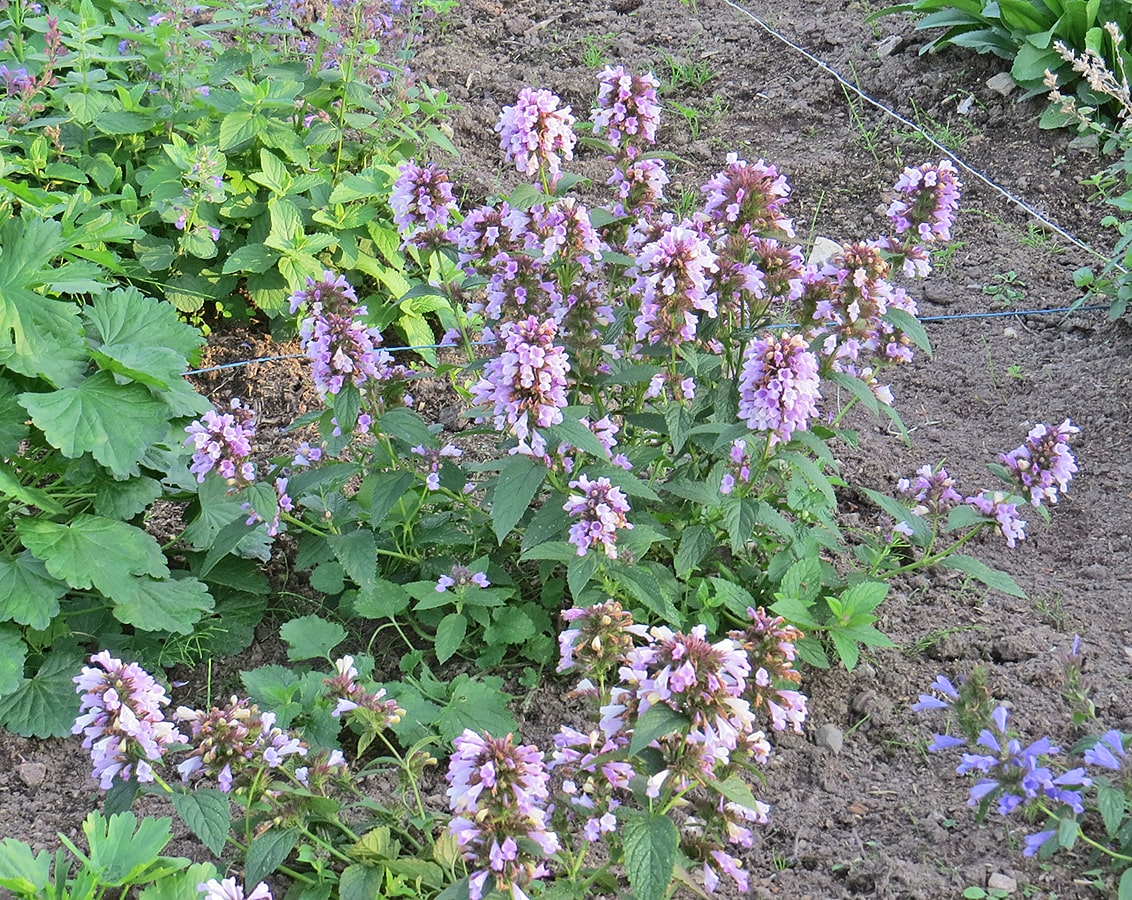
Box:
[1035,804,1132,863]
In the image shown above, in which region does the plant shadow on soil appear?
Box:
[3,1,1131,898]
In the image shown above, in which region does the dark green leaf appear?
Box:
[883,307,932,355]
[567,551,600,599]
[434,612,467,665]
[664,402,692,455]
[352,580,411,618]
[339,864,385,900]
[707,577,757,617]
[1097,782,1125,838]
[622,811,679,900]
[629,704,689,755]
[0,551,66,629]
[491,455,546,543]
[328,530,377,590]
[0,647,84,737]
[433,674,516,744]
[244,828,299,885]
[171,790,230,857]
[675,525,714,577]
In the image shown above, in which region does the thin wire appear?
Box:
[717,0,1120,269]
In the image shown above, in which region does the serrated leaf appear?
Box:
[941,554,1027,598]
[434,612,467,665]
[17,515,166,592]
[0,552,65,629]
[170,790,230,857]
[339,864,385,900]
[0,378,29,455]
[484,605,536,645]
[838,580,888,613]
[358,471,416,528]
[84,286,202,379]
[0,647,83,737]
[674,525,713,577]
[19,372,171,478]
[280,615,347,661]
[622,811,679,900]
[328,530,377,590]
[721,495,758,554]
[241,665,301,710]
[0,625,26,695]
[711,775,762,811]
[1097,782,1125,838]
[221,243,281,275]
[707,576,757,617]
[629,703,689,755]
[114,575,213,634]
[352,579,411,618]
[779,556,823,603]
[244,827,299,886]
[433,674,516,745]
[491,454,546,543]
[567,551,600,599]
[138,863,219,900]
[614,564,682,625]
[664,402,692,455]
[94,475,163,520]
[0,838,51,894]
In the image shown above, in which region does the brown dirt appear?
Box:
[3,1,1132,898]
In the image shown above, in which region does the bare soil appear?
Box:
[3,1,1132,898]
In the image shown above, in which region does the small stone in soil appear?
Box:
[987,872,1018,894]
[814,723,844,754]
[17,762,47,788]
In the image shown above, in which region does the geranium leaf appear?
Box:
[0,378,29,455]
[19,372,172,478]
[0,838,51,895]
[17,515,167,590]
[84,812,174,885]
[0,625,26,694]
[0,551,66,629]
[111,575,214,635]
[434,674,516,744]
[280,615,347,661]
[0,647,85,737]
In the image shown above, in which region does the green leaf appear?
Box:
[113,575,213,635]
[244,827,299,886]
[779,556,823,604]
[17,515,166,591]
[339,864,385,900]
[0,838,51,895]
[828,370,879,415]
[484,605,536,645]
[0,647,84,737]
[352,579,411,618]
[567,550,600,598]
[1120,867,1132,900]
[241,666,300,711]
[19,372,172,478]
[629,704,689,756]
[1056,815,1077,850]
[675,525,713,577]
[829,629,862,671]
[280,615,347,661]
[940,554,1027,598]
[0,625,27,695]
[170,790,230,857]
[85,812,173,885]
[328,530,377,591]
[218,110,264,151]
[138,863,220,900]
[491,454,547,543]
[711,775,762,811]
[0,217,87,387]
[0,552,65,629]
[0,463,66,515]
[883,307,932,355]
[837,580,888,614]
[721,495,759,554]
[94,475,164,521]
[433,674,516,745]
[222,243,281,275]
[1097,782,1125,838]
[358,471,416,527]
[0,378,30,455]
[664,402,692,455]
[622,811,679,900]
[434,612,467,665]
[707,577,758,617]
[94,111,156,135]
[614,564,682,625]
[861,487,931,546]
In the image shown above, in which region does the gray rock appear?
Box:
[17,763,46,788]
[986,72,1018,96]
[876,35,902,58]
[814,723,844,754]
[987,872,1018,893]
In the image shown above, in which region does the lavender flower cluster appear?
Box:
[892,420,1079,548]
[496,87,577,186]
[72,652,399,796]
[446,601,807,896]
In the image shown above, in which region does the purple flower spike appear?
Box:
[389,158,458,249]
[737,333,821,446]
[632,222,719,346]
[73,652,185,789]
[887,160,962,243]
[496,88,577,184]
[701,153,794,237]
[184,399,257,486]
[563,475,633,559]
[592,66,661,158]
[471,316,570,457]
[999,419,1080,507]
[965,491,1027,548]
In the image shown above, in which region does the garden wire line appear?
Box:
[718,0,1124,272]
[183,304,1111,376]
